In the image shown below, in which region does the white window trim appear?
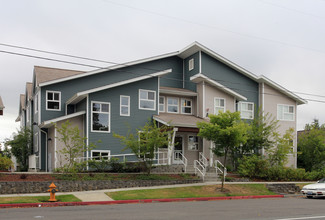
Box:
[214,97,226,115]
[91,150,111,160]
[189,58,194,71]
[138,89,156,111]
[277,104,295,121]
[34,93,39,113]
[91,101,111,133]
[120,95,130,116]
[35,132,39,152]
[159,96,165,113]
[188,135,199,151]
[46,90,61,111]
[167,97,179,114]
[181,98,192,115]
[26,104,30,123]
[237,101,254,119]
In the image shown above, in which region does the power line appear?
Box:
[1,46,325,104]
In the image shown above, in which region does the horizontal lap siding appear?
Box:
[88,77,159,155]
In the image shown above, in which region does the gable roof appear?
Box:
[34,66,84,87]
[26,82,33,101]
[190,73,247,101]
[0,96,4,110]
[15,94,26,122]
[34,42,306,105]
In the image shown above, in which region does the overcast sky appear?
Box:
[1,0,325,143]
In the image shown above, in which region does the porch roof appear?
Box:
[40,111,86,128]
[153,113,208,128]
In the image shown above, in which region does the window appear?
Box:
[91,101,110,132]
[91,150,110,160]
[181,98,192,114]
[214,98,225,115]
[34,93,39,113]
[34,132,39,152]
[26,104,30,122]
[120,95,130,116]
[188,135,199,151]
[189,58,194,71]
[237,102,254,119]
[159,96,165,112]
[46,91,61,111]
[277,104,294,121]
[139,89,156,110]
[167,97,179,113]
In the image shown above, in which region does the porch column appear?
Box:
[168,127,178,165]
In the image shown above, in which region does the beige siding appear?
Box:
[262,83,297,168]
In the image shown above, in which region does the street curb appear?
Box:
[0,195,284,209]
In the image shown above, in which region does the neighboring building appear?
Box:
[16,42,306,172]
[0,96,4,115]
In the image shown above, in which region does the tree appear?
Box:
[55,120,96,171]
[267,128,294,167]
[197,111,249,190]
[5,128,32,171]
[242,108,279,156]
[114,120,172,174]
[298,120,325,171]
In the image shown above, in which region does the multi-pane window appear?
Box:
[120,96,130,116]
[181,98,192,114]
[237,102,254,119]
[46,91,61,111]
[277,104,294,121]
[139,89,156,110]
[189,58,194,71]
[214,98,225,115]
[188,135,199,151]
[159,96,165,112]
[91,150,110,160]
[92,101,110,132]
[167,97,179,113]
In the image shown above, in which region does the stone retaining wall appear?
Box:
[0,179,202,194]
[266,183,301,194]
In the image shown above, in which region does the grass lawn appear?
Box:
[106,184,276,200]
[0,195,81,204]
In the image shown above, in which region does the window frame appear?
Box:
[46,90,61,111]
[138,89,156,111]
[91,150,111,160]
[189,58,194,71]
[120,95,130,116]
[181,98,192,115]
[237,101,254,119]
[188,135,199,151]
[214,97,226,115]
[34,93,39,113]
[91,101,111,133]
[159,96,165,113]
[277,104,295,121]
[167,97,179,114]
[34,132,39,152]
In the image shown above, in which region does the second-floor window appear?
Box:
[237,101,254,119]
[34,93,39,113]
[139,89,156,110]
[167,97,179,113]
[92,101,110,132]
[277,104,294,121]
[214,98,225,115]
[46,91,61,111]
[181,98,192,114]
[120,95,130,116]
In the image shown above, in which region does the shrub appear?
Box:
[0,155,13,171]
[109,158,125,173]
[238,155,269,179]
[88,159,110,172]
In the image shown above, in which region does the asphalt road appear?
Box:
[1,197,325,220]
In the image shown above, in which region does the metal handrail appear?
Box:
[194,160,206,181]
[199,152,208,167]
[215,160,227,179]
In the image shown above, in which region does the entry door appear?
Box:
[173,136,183,164]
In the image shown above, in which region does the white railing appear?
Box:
[173,151,187,172]
[75,150,168,165]
[215,160,227,179]
[199,152,208,167]
[194,160,206,181]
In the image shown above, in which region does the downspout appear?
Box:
[261,82,265,156]
[40,129,47,172]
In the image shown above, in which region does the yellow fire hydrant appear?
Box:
[48,182,58,202]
